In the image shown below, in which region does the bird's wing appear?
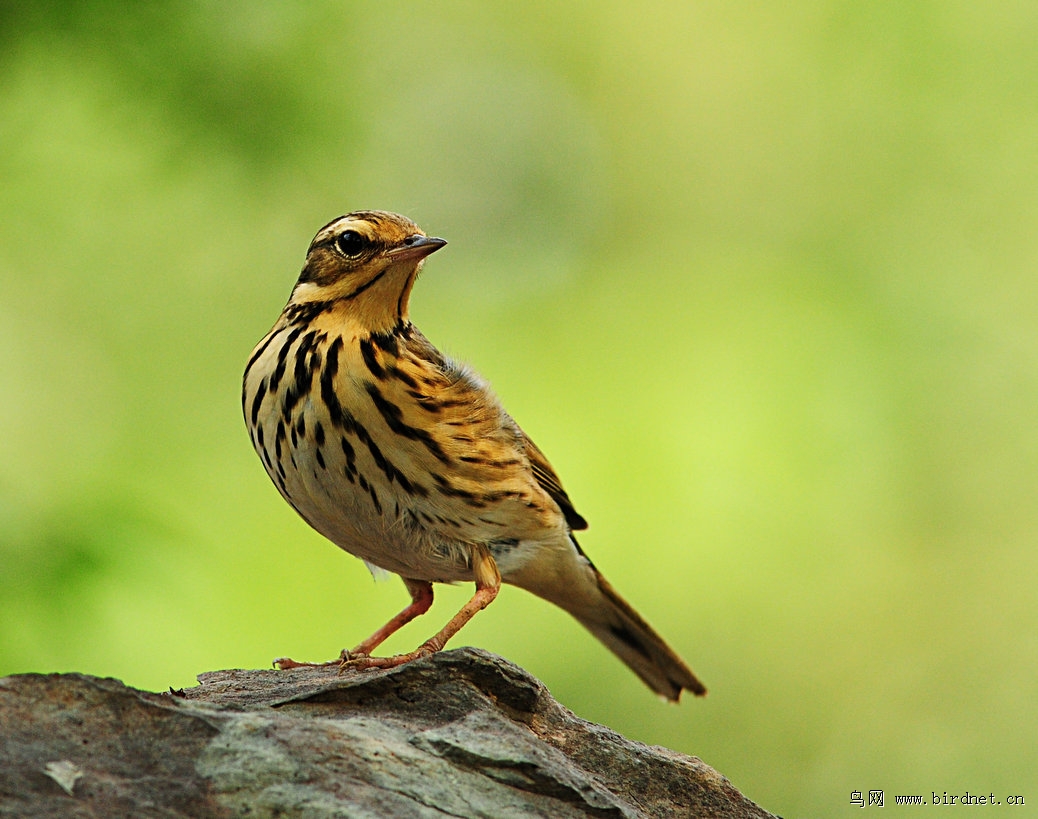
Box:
[520,432,589,531]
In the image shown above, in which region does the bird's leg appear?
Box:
[345,578,434,659]
[273,578,433,670]
[343,545,501,671]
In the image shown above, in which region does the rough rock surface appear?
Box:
[0,648,776,818]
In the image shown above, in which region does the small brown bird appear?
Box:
[242,211,706,700]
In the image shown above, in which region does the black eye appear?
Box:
[335,230,367,258]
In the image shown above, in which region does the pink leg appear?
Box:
[348,578,434,657]
[343,546,501,672]
[273,578,434,671]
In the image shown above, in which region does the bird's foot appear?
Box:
[338,642,438,673]
[274,648,367,671]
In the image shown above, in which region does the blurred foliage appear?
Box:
[1,2,1036,814]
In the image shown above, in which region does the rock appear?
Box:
[0,648,776,818]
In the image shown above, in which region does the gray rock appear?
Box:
[0,648,776,818]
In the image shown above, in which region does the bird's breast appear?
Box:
[243,321,568,583]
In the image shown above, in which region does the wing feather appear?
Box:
[521,433,588,531]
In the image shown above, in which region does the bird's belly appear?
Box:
[259,403,470,583]
[255,391,564,585]
[281,467,468,584]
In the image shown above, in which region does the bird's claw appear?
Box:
[338,644,437,673]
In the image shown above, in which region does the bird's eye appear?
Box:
[335,230,367,258]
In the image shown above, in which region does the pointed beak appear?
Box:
[386,235,447,261]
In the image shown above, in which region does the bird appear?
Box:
[242,210,706,701]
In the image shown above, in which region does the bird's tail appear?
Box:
[508,543,706,701]
[569,569,706,701]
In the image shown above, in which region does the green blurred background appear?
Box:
[2,2,1035,815]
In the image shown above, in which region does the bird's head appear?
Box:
[289,210,446,334]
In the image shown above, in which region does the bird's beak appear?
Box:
[386,235,447,262]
